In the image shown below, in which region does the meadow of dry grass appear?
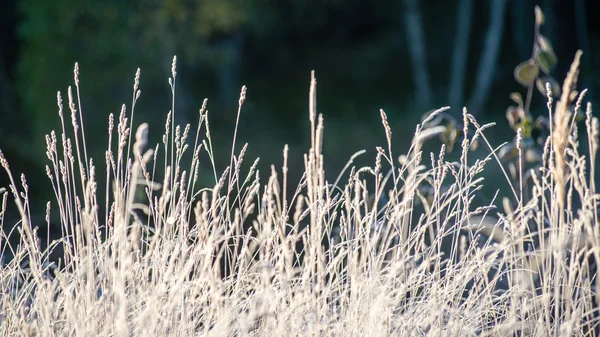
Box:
[0,52,599,336]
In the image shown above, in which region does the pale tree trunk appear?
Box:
[467,0,507,116]
[448,0,474,114]
[403,0,432,109]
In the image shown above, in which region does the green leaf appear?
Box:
[509,92,523,107]
[517,116,534,139]
[537,35,554,53]
[505,106,526,130]
[535,6,545,26]
[537,35,557,71]
[440,121,460,151]
[514,61,539,86]
[535,76,560,96]
[572,106,586,122]
[569,90,580,104]
[536,50,557,74]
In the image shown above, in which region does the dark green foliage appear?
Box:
[16,0,278,161]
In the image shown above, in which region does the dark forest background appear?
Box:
[0,0,599,242]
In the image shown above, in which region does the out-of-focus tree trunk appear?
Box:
[158,25,193,128]
[509,0,531,64]
[448,0,474,115]
[537,0,559,108]
[403,0,432,109]
[574,0,594,102]
[0,55,38,164]
[0,57,16,135]
[217,33,243,111]
[541,0,557,46]
[467,0,507,116]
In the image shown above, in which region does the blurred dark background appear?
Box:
[0,0,599,240]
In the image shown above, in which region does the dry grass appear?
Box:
[0,54,599,336]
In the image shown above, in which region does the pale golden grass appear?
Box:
[0,53,598,336]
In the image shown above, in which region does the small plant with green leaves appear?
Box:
[501,6,588,186]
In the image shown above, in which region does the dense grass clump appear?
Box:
[1,51,599,336]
